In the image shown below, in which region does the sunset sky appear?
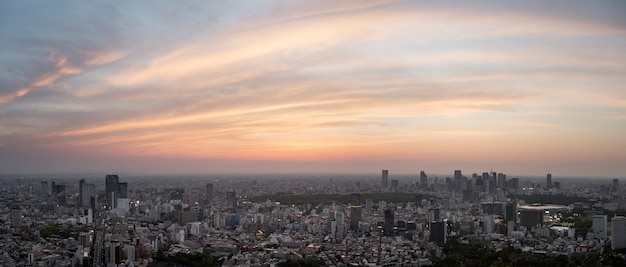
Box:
[1,1,625,177]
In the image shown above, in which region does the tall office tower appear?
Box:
[497,173,506,189]
[51,181,56,197]
[205,183,214,205]
[613,179,619,193]
[509,178,519,189]
[592,215,608,240]
[384,208,395,236]
[351,193,362,205]
[365,199,373,214]
[454,170,462,180]
[420,171,428,189]
[390,180,399,192]
[118,183,128,198]
[55,184,67,205]
[350,206,362,230]
[414,194,423,208]
[612,216,626,249]
[505,201,517,223]
[382,170,389,188]
[81,183,94,208]
[429,220,446,245]
[40,181,49,198]
[79,179,85,207]
[546,173,552,189]
[105,175,120,197]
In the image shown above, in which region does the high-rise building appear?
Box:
[390,179,399,192]
[429,220,446,245]
[105,175,119,197]
[350,206,362,231]
[420,171,428,189]
[383,208,394,236]
[613,179,619,193]
[546,173,552,189]
[382,170,389,189]
[497,173,506,189]
[592,215,608,240]
[454,170,462,180]
[509,178,519,190]
[612,216,626,249]
[81,183,95,208]
[205,183,213,205]
[505,201,517,223]
[118,183,128,198]
[79,179,85,207]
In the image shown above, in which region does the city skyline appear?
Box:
[1,1,626,176]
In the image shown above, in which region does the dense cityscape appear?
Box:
[1,170,625,266]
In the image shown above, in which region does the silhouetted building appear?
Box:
[613,179,619,193]
[509,177,519,189]
[429,220,446,245]
[350,206,362,231]
[106,175,120,198]
[505,202,517,223]
[383,208,394,236]
[118,182,128,198]
[420,171,428,189]
[81,183,95,208]
[79,179,85,207]
[390,179,399,192]
[519,209,543,229]
[206,183,213,205]
[546,173,552,189]
[414,194,423,208]
[382,170,389,189]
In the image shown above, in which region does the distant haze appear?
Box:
[1,1,625,177]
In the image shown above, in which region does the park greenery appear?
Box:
[434,238,626,267]
[249,193,435,206]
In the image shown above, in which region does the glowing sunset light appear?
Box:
[1,0,625,176]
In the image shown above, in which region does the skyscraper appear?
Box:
[205,183,213,205]
[612,216,626,249]
[429,220,446,245]
[613,179,619,193]
[420,171,428,189]
[79,179,85,207]
[382,170,388,189]
[81,183,94,208]
[105,175,119,197]
[546,173,552,189]
[592,215,608,240]
[118,183,128,198]
[350,206,362,231]
[383,208,394,236]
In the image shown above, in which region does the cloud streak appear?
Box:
[0,0,625,176]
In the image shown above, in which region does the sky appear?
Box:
[1,1,625,177]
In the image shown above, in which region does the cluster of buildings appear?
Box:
[0,170,625,266]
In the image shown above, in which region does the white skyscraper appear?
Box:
[612,216,626,249]
[592,215,607,240]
